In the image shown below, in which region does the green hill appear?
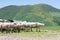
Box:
[0,4,60,26]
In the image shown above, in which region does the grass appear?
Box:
[0,26,60,40]
[40,26,60,30]
[0,26,60,36]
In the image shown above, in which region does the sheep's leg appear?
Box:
[38,26,40,32]
[38,27,40,32]
[36,26,40,32]
[6,26,10,33]
[6,29,8,33]
[7,26,11,33]
[10,28,13,33]
[30,26,33,32]
[17,26,20,33]
[8,28,11,33]
[1,26,3,33]
[31,28,33,32]
[0,25,2,33]
[1,29,4,33]
[36,26,38,32]
[0,28,1,32]
[13,27,16,33]
[24,26,28,32]
[6,28,9,33]
[26,27,30,32]
[11,28,14,33]
[17,28,20,33]
[1,28,3,33]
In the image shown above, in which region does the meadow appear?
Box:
[0,26,60,40]
[0,26,60,36]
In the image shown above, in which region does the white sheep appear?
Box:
[23,22,45,32]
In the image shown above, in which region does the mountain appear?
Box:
[0,4,60,26]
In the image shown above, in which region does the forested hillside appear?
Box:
[0,4,60,26]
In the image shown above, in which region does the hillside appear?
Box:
[0,4,60,26]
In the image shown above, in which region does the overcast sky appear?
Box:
[0,0,60,9]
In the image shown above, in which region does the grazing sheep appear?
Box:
[9,21,26,32]
[13,21,27,32]
[0,19,45,32]
[0,22,11,33]
[0,21,27,33]
[35,22,45,32]
[23,22,45,32]
[0,22,21,33]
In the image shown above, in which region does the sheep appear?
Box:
[0,20,20,32]
[13,21,27,32]
[23,22,45,32]
[0,22,16,33]
[0,21,27,33]
[0,19,45,32]
[0,22,21,33]
[9,21,26,32]
[0,22,11,33]
[12,22,22,32]
[35,22,45,32]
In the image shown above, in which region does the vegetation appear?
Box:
[0,4,60,26]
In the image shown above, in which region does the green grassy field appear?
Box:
[0,26,60,35]
[40,26,60,30]
[0,26,60,40]
[17,26,60,36]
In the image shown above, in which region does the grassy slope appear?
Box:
[0,4,60,26]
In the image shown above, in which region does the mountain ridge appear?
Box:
[0,4,60,26]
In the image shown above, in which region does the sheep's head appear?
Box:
[36,22,45,26]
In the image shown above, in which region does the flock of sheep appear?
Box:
[0,19,45,33]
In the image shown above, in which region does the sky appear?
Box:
[0,0,60,9]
